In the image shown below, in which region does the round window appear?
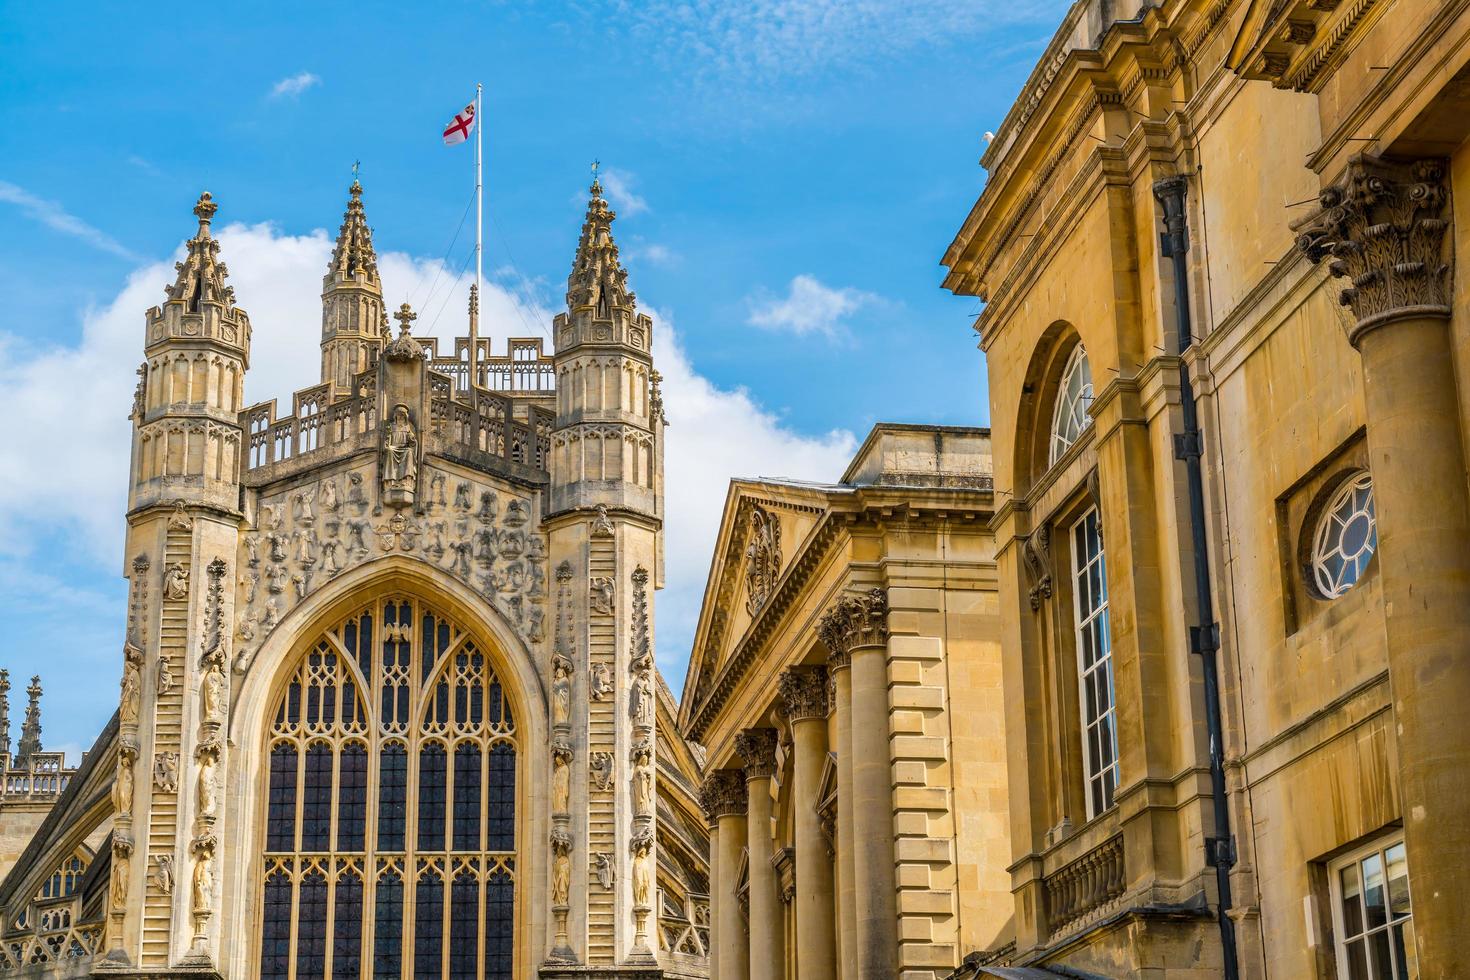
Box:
[1311,471,1377,599]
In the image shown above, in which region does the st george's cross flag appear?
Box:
[442,101,476,145]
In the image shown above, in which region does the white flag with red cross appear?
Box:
[442,101,476,145]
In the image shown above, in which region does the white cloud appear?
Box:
[625,241,679,267]
[0,180,139,260]
[0,219,854,689]
[597,168,648,217]
[590,0,1056,81]
[270,72,321,100]
[747,274,875,338]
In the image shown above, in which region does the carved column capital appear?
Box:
[733,727,780,779]
[817,587,889,668]
[1296,154,1452,344]
[699,769,748,821]
[778,664,829,721]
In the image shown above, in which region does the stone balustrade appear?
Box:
[1042,834,1125,935]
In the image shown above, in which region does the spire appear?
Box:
[164,193,239,313]
[0,669,10,759]
[567,178,636,317]
[326,179,381,291]
[16,675,41,764]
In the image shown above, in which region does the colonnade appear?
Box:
[700,589,894,979]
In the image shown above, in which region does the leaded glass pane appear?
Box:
[332,867,364,980]
[296,869,329,980]
[413,872,444,979]
[267,744,299,852]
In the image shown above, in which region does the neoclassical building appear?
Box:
[0,179,709,978]
[942,0,1470,973]
[679,425,1012,980]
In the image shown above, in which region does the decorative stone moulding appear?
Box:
[1296,154,1452,344]
[817,587,889,667]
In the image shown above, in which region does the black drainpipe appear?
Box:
[1152,174,1240,980]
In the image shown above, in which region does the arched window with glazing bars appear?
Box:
[258,596,517,980]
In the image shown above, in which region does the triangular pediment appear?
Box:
[677,479,838,730]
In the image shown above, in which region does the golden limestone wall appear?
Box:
[944,0,1470,974]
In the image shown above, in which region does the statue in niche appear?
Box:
[430,472,446,508]
[244,535,260,567]
[347,520,369,555]
[157,654,175,697]
[551,742,572,813]
[320,479,340,515]
[293,487,315,525]
[347,473,369,514]
[428,522,447,558]
[630,664,655,729]
[476,490,497,523]
[631,834,653,908]
[474,528,497,567]
[381,404,418,507]
[110,839,132,910]
[504,499,529,527]
[113,749,135,816]
[240,569,259,604]
[191,850,213,916]
[120,642,144,725]
[268,531,288,563]
[632,742,654,818]
[454,482,472,511]
[590,577,615,615]
[528,606,545,643]
[320,539,341,576]
[164,563,189,601]
[263,598,281,630]
[237,613,256,642]
[291,570,307,600]
[293,528,315,564]
[550,832,572,907]
[265,565,286,595]
[197,753,219,818]
[551,655,572,727]
[202,665,226,724]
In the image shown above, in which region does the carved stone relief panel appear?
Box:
[234,461,546,671]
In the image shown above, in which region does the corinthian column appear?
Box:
[701,770,750,980]
[734,729,784,980]
[778,666,836,980]
[819,616,858,977]
[820,589,895,977]
[1298,154,1470,976]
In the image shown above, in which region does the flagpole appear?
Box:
[472,82,483,393]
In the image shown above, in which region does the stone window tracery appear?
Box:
[1049,344,1093,466]
[258,596,517,979]
[1310,471,1377,599]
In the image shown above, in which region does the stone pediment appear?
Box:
[678,481,834,725]
[1228,0,1384,91]
[233,458,548,673]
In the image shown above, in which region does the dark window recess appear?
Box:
[377,744,408,852]
[487,744,516,851]
[450,871,480,980]
[485,868,515,980]
[332,870,364,980]
[413,874,444,980]
[296,869,329,980]
[301,744,335,852]
[286,680,302,726]
[453,743,483,851]
[267,744,299,852]
[418,743,448,851]
[357,613,373,677]
[337,743,368,852]
[373,872,403,979]
[261,868,293,980]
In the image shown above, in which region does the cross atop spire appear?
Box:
[165,192,237,312]
[327,177,380,285]
[567,177,634,317]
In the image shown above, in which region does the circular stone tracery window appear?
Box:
[1310,470,1378,599]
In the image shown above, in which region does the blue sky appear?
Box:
[0,0,1061,758]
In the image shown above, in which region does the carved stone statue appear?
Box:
[551,655,572,727]
[550,831,572,907]
[197,753,218,818]
[631,833,653,908]
[156,654,174,696]
[120,643,143,725]
[201,665,226,724]
[191,850,213,915]
[154,751,179,793]
[110,838,132,910]
[164,563,189,601]
[382,404,418,507]
[594,852,615,890]
[154,855,175,895]
[590,662,613,701]
[744,505,782,615]
[552,742,573,814]
[590,576,615,615]
[113,750,135,817]
[633,751,654,818]
[631,665,655,729]
[590,752,614,792]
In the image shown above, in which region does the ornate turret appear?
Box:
[549,178,663,523]
[16,675,40,765]
[321,179,386,394]
[0,669,10,759]
[131,193,251,514]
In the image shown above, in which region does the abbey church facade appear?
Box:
[0,180,710,978]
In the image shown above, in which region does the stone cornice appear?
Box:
[732,728,779,779]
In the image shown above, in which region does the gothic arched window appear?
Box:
[1049,344,1094,466]
[259,597,517,979]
